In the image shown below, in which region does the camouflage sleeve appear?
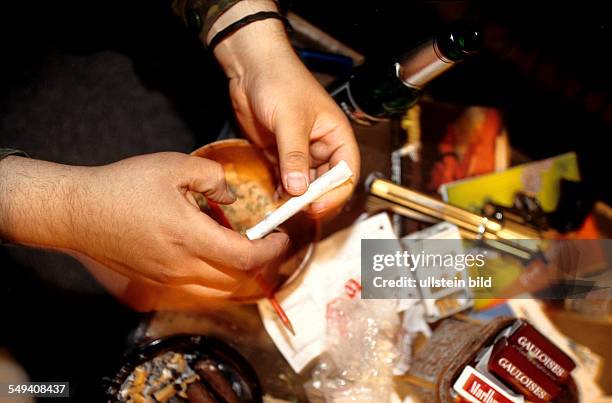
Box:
[0,148,29,244]
[172,0,245,40]
[0,148,28,161]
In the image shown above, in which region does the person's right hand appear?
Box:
[0,153,289,299]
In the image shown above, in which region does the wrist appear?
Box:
[0,156,91,249]
[206,0,279,44]
[210,1,294,79]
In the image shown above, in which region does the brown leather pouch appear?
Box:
[402,317,579,402]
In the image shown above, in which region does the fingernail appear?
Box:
[286,172,308,193]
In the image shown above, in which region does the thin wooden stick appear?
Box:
[208,200,296,335]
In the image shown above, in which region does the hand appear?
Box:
[210,1,360,220]
[0,153,289,299]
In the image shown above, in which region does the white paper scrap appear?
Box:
[258,212,396,373]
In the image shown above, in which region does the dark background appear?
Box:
[286,0,612,205]
[1,1,610,400]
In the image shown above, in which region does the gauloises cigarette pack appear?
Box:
[410,318,577,402]
[488,338,562,403]
[506,320,576,384]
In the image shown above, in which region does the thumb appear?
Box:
[183,156,236,204]
[275,115,311,196]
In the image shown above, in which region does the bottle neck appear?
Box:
[397,20,481,89]
[396,39,456,90]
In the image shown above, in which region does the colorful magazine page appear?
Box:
[440,152,580,213]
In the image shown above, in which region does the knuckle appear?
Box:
[150,267,175,284]
[184,155,204,170]
[237,256,254,272]
[186,157,227,189]
[199,158,225,184]
[159,219,189,248]
[284,150,308,167]
[212,164,226,185]
[235,247,257,272]
[161,151,187,167]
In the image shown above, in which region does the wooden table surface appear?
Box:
[139,118,612,399]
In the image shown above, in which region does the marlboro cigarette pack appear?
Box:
[453,365,524,403]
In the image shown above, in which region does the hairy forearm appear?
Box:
[0,156,91,249]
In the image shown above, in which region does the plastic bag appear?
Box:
[304,298,400,402]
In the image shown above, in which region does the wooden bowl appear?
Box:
[191,139,317,302]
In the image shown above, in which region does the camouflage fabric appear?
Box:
[0,148,28,243]
[172,0,244,40]
[0,148,28,161]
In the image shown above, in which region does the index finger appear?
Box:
[308,136,360,218]
[191,213,291,272]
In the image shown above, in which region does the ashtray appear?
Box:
[104,334,262,403]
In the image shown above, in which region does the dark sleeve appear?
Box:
[172,0,245,40]
[0,149,29,161]
[0,148,29,244]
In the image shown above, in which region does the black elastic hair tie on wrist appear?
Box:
[208,11,290,52]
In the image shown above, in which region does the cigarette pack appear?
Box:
[453,365,524,403]
[488,338,561,403]
[506,319,575,384]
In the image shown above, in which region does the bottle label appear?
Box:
[330,82,388,126]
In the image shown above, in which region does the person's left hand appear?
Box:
[211,1,360,220]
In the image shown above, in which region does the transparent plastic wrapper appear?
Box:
[304,298,400,402]
[393,304,431,376]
